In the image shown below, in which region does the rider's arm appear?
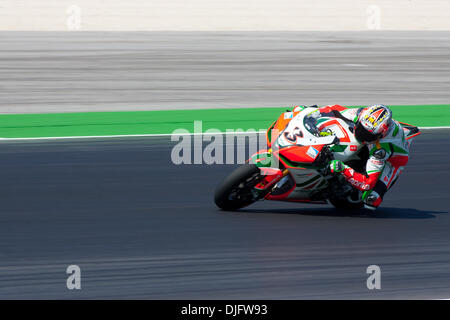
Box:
[339,144,391,191]
[319,104,348,114]
[319,105,363,123]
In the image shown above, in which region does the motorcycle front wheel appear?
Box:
[214,164,262,211]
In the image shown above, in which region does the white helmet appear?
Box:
[355,104,392,143]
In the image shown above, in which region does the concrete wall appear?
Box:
[1,0,449,31]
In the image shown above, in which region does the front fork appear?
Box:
[253,167,290,194]
[249,149,290,197]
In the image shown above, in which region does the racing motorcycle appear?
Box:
[214,106,421,211]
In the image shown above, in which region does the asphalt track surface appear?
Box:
[0,129,449,299]
[1,31,450,113]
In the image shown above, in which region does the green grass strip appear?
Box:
[0,104,448,138]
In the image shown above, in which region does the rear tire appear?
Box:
[214,164,262,211]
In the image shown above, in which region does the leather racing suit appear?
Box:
[318,105,410,210]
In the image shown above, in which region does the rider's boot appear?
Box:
[363,190,383,210]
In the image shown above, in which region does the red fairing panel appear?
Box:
[278,145,324,164]
[264,184,296,201]
[254,168,284,191]
[388,155,409,167]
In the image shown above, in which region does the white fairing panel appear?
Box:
[270,108,365,199]
[276,108,337,149]
[316,117,363,162]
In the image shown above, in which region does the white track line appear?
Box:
[0,131,268,141]
[0,127,448,141]
[420,126,450,130]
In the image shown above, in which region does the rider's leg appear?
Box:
[362,161,405,210]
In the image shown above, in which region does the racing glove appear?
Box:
[329,160,345,174]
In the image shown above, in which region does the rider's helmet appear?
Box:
[355,104,392,143]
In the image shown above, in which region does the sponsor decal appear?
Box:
[306,146,319,159]
[350,145,357,151]
[349,178,370,190]
[370,159,384,166]
[284,112,293,119]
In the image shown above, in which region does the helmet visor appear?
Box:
[355,122,380,143]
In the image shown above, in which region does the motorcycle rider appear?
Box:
[317,104,410,210]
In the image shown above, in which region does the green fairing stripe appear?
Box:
[266,122,276,143]
[278,154,301,168]
[278,154,321,169]
[253,151,324,169]
[330,145,348,152]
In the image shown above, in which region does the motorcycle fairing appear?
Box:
[398,121,422,140]
[249,108,422,204]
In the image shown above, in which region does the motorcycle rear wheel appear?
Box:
[329,195,364,210]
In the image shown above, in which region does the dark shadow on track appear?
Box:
[238,207,447,219]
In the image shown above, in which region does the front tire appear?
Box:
[214,164,262,211]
